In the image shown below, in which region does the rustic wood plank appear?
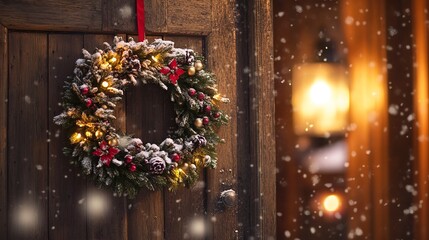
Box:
[0,0,102,32]
[84,34,128,240]
[163,36,205,240]
[385,1,415,239]
[0,24,8,240]
[206,0,239,239]
[246,0,276,238]
[48,34,87,240]
[145,0,167,34]
[165,0,211,35]
[8,32,49,239]
[126,35,165,240]
[102,0,135,33]
[412,0,429,239]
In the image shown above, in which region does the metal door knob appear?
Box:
[220,189,237,208]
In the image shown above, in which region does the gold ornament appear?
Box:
[195,60,203,71]
[95,130,104,139]
[70,132,83,144]
[108,138,118,146]
[194,118,203,128]
[188,66,196,76]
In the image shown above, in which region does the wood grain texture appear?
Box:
[145,0,167,33]
[246,0,276,238]
[165,0,211,35]
[0,24,7,240]
[126,34,165,240]
[206,0,239,239]
[0,0,102,32]
[83,34,129,240]
[341,1,390,239]
[163,36,205,240]
[412,0,429,239]
[385,1,415,238]
[8,32,49,240]
[102,0,135,33]
[48,34,87,240]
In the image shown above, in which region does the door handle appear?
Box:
[219,189,237,208]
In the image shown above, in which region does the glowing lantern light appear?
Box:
[322,194,341,213]
[292,63,349,136]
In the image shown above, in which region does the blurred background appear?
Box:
[274,0,428,239]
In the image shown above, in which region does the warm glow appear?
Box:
[292,63,349,135]
[86,191,109,219]
[70,132,82,144]
[12,203,38,231]
[95,130,103,138]
[323,194,341,213]
[109,57,117,63]
[101,81,109,88]
[85,131,93,138]
[309,79,332,105]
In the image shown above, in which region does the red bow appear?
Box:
[92,141,120,166]
[160,59,185,84]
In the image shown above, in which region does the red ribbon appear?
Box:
[136,0,145,41]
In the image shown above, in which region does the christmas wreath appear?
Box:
[54,37,229,198]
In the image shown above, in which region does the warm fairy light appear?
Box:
[151,55,160,63]
[322,194,341,213]
[109,57,117,63]
[85,131,93,138]
[70,132,82,144]
[101,81,109,88]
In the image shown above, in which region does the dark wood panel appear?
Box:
[206,0,239,239]
[246,0,276,238]
[163,36,205,240]
[126,35,165,240]
[8,32,49,240]
[0,0,102,32]
[48,34,87,240]
[0,24,8,240]
[83,34,129,240]
[385,1,415,239]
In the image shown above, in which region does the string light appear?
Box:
[85,131,93,138]
[101,81,109,88]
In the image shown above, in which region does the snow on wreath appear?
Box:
[54,36,230,198]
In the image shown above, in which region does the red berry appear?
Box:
[125,155,133,163]
[197,92,205,101]
[85,98,92,107]
[203,116,210,125]
[188,88,197,96]
[204,105,212,113]
[171,153,181,163]
[213,112,221,118]
[81,87,89,95]
[129,164,136,172]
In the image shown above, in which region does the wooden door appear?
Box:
[0,0,275,239]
